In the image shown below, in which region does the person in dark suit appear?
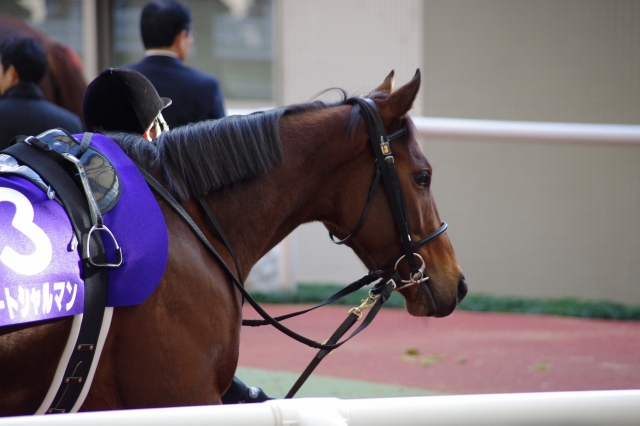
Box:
[0,37,83,150]
[125,0,225,128]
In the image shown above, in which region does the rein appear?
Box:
[137,97,449,398]
[138,166,392,352]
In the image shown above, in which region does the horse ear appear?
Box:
[370,70,395,95]
[378,69,421,119]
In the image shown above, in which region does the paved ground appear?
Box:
[237,304,640,399]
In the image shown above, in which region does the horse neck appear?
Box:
[205,105,365,275]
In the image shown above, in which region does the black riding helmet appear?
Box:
[82,68,171,134]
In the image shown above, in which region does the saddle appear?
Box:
[1,128,122,214]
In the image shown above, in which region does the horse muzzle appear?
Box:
[433,274,468,318]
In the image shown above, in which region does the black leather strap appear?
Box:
[376,222,448,273]
[196,196,244,284]
[284,278,397,398]
[285,312,360,399]
[138,165,391,351]
[242,272,381,326]
[3,142,109,414]
[328,165,381,244]
[350,98,419,274]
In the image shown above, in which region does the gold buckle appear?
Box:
[348,291,379,320]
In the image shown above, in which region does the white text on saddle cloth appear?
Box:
[0,179,84,327]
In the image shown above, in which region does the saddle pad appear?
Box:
[0,134,168,327]
[80,133,169,307]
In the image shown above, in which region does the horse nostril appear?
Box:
[457,275,468,303]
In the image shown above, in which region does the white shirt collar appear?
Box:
[144,49,180,59]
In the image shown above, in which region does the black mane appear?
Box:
[107,91,390,202]
[107,107,290,202]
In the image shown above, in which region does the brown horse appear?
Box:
[0,70,467,416]
[0,15,86,118]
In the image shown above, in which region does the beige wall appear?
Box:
[425,138,640,304]
[421,0,640,124]
[417,0,640,304]
[275,0,423,106]
[272,0,640,305]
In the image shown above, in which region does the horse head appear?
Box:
[325,70,467,318]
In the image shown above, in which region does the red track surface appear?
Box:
[239,304,640,394]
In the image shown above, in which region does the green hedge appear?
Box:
[248,283,640,321]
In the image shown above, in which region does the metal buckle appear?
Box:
[393,253,429,288]
[380,135,390,155]
[348,289,380,320]
[86,224,123,268]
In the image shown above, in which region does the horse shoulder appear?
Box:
[0,318,72,416]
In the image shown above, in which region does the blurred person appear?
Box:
[0,15,87,118]
[125,0,225,128]
[82,68,270,405]
[0,37,82,150]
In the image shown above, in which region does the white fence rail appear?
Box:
[228,108,640,145]
[412,116,640,145]
[3,391,640,426]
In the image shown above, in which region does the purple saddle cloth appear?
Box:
[0,134,168,327]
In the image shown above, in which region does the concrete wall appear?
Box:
[421,0,640,124]
[425,137,640,304]
[275,0,423,107]
[263,0,640,305]
[417,0,640,304]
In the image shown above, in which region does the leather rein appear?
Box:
[137,97,449,397]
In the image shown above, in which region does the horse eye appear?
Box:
[414,171,431,187]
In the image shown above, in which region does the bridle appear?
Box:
[137,96,449,398]
[329,98,448,290]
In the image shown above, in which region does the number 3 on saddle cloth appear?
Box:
[0,129,168,328]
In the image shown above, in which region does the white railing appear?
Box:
[228,108,640,145]
[412,116,640,145]
[3,391,640,426]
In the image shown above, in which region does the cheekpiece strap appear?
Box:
[350,98,419,274]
